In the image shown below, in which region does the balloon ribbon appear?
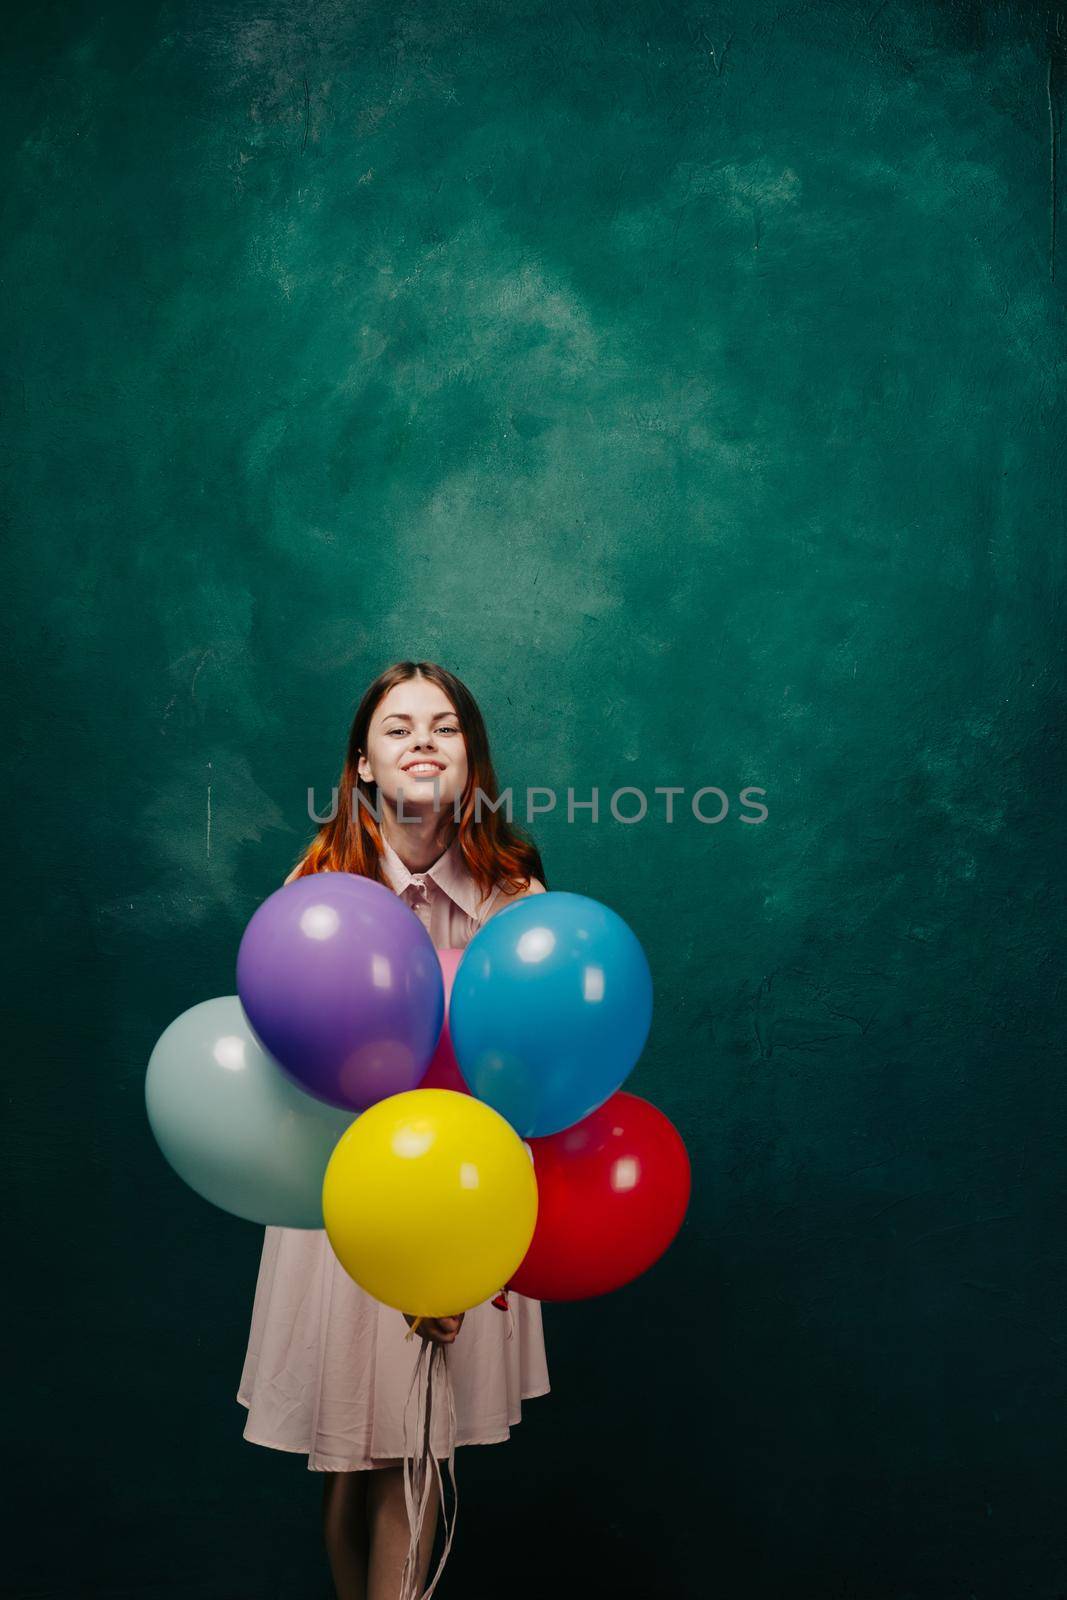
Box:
[398,1335,458,1600]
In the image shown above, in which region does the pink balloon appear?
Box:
[417,949,472,1095]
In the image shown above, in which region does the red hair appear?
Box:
[289,660,548,902]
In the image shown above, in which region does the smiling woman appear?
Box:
[235,660,550,1600]
[287,660,547,902]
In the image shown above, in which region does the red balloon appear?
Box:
[416,949,472,1095]
[507,1091,690,1301]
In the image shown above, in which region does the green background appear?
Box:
[3,0,1065,1595]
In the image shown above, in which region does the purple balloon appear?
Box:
[236,873,444,1112]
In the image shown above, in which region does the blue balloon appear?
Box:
[449,892,653,1137]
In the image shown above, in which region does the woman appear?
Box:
[236,660,551,1600]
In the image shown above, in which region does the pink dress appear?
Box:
[235,837,551,1471]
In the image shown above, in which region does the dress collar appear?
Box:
[379,833,486,922]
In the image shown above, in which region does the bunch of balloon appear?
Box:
[446,892,691,1302]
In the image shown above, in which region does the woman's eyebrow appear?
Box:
[381,710,456,723]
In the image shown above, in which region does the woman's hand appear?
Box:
[403,1312,465,1345]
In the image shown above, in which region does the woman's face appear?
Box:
[357,678,469,818]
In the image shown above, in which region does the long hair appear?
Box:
[290,660,547,901]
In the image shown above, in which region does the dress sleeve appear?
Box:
[477,883,508,927]
[478,876,546,926]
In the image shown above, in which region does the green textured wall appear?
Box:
[4,1,1066,1595]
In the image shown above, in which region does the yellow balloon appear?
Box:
[322,1087,538,1318]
